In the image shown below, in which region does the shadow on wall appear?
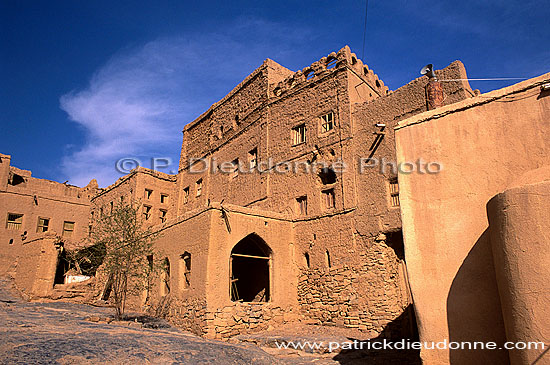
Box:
[446,229,510,364]
[332,304,421,364]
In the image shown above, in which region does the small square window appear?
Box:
[322,189,335,210]
[145,189,153,199]
[292,124,306,145]
[160,194,168,204]
[296,196,307,215]
[6,213,23,230]
[37,217,49,233]
[389,178,400,207]
[320,112,335,133]
[62,221,75,237]
[143,205,151,221]
[183,187,190,203]
[196,179,203,197]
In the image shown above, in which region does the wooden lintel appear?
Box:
[231,253,270,260]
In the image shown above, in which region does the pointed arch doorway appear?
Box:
[230,233,271,302]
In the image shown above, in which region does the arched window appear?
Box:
[230,234,271,302]
[304,252,310,268]
[180,252,191,290]
[161,257,170,296]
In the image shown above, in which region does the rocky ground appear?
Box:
[0,279,419,364]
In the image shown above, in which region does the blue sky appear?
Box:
[1,0,549,187]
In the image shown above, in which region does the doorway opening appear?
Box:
[230,233,271,302]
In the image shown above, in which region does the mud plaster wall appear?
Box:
[487,173,550,365]
[137,204,298,338]
[176,63,274,214]
[176,46,385,218]
[395,73,550,365]
[13,235,60,297]
[203,205,297,338]
[124,207,214,334]
[289,62,472,336]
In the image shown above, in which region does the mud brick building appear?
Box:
[0,46,473,338]
[90,167,177,228]
[140,46,472,339]
[3,45,549,364]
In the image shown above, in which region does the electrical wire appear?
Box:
[440,77,528,82]
[361,0,368,61]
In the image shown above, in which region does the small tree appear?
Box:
[90,200,162,319]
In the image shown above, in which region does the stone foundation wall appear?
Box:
[164,297,208,336]
[205,302,299,339]
[297,239,410,337]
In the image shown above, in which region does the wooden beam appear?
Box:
[231,253,270,260]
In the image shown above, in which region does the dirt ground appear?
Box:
[0,279,419,364]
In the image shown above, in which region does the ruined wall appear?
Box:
[395,73,550,364]
[285,61,472,336]
[0,154,97,274]
[176,46,385,217]
[12,234,61,297]
[293,211,411,336]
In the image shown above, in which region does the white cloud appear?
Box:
[60,18,314,187]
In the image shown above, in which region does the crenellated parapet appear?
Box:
[271,45,390,98]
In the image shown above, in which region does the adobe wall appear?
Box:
[170,48,449,339]
[145,206,214,335]
[0,154,13,191]
[146,203,297,338]
[0,154,97,275]
[351,61,473,236]
[13,234,61,297]
[176,60,280,214]
[487,169,550,365]
[91,167,177,227]
[281,61,473,338]
[262,63,356,215]
[176,46,386,217]
[203,204,297,339]
[395,73,550,364]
